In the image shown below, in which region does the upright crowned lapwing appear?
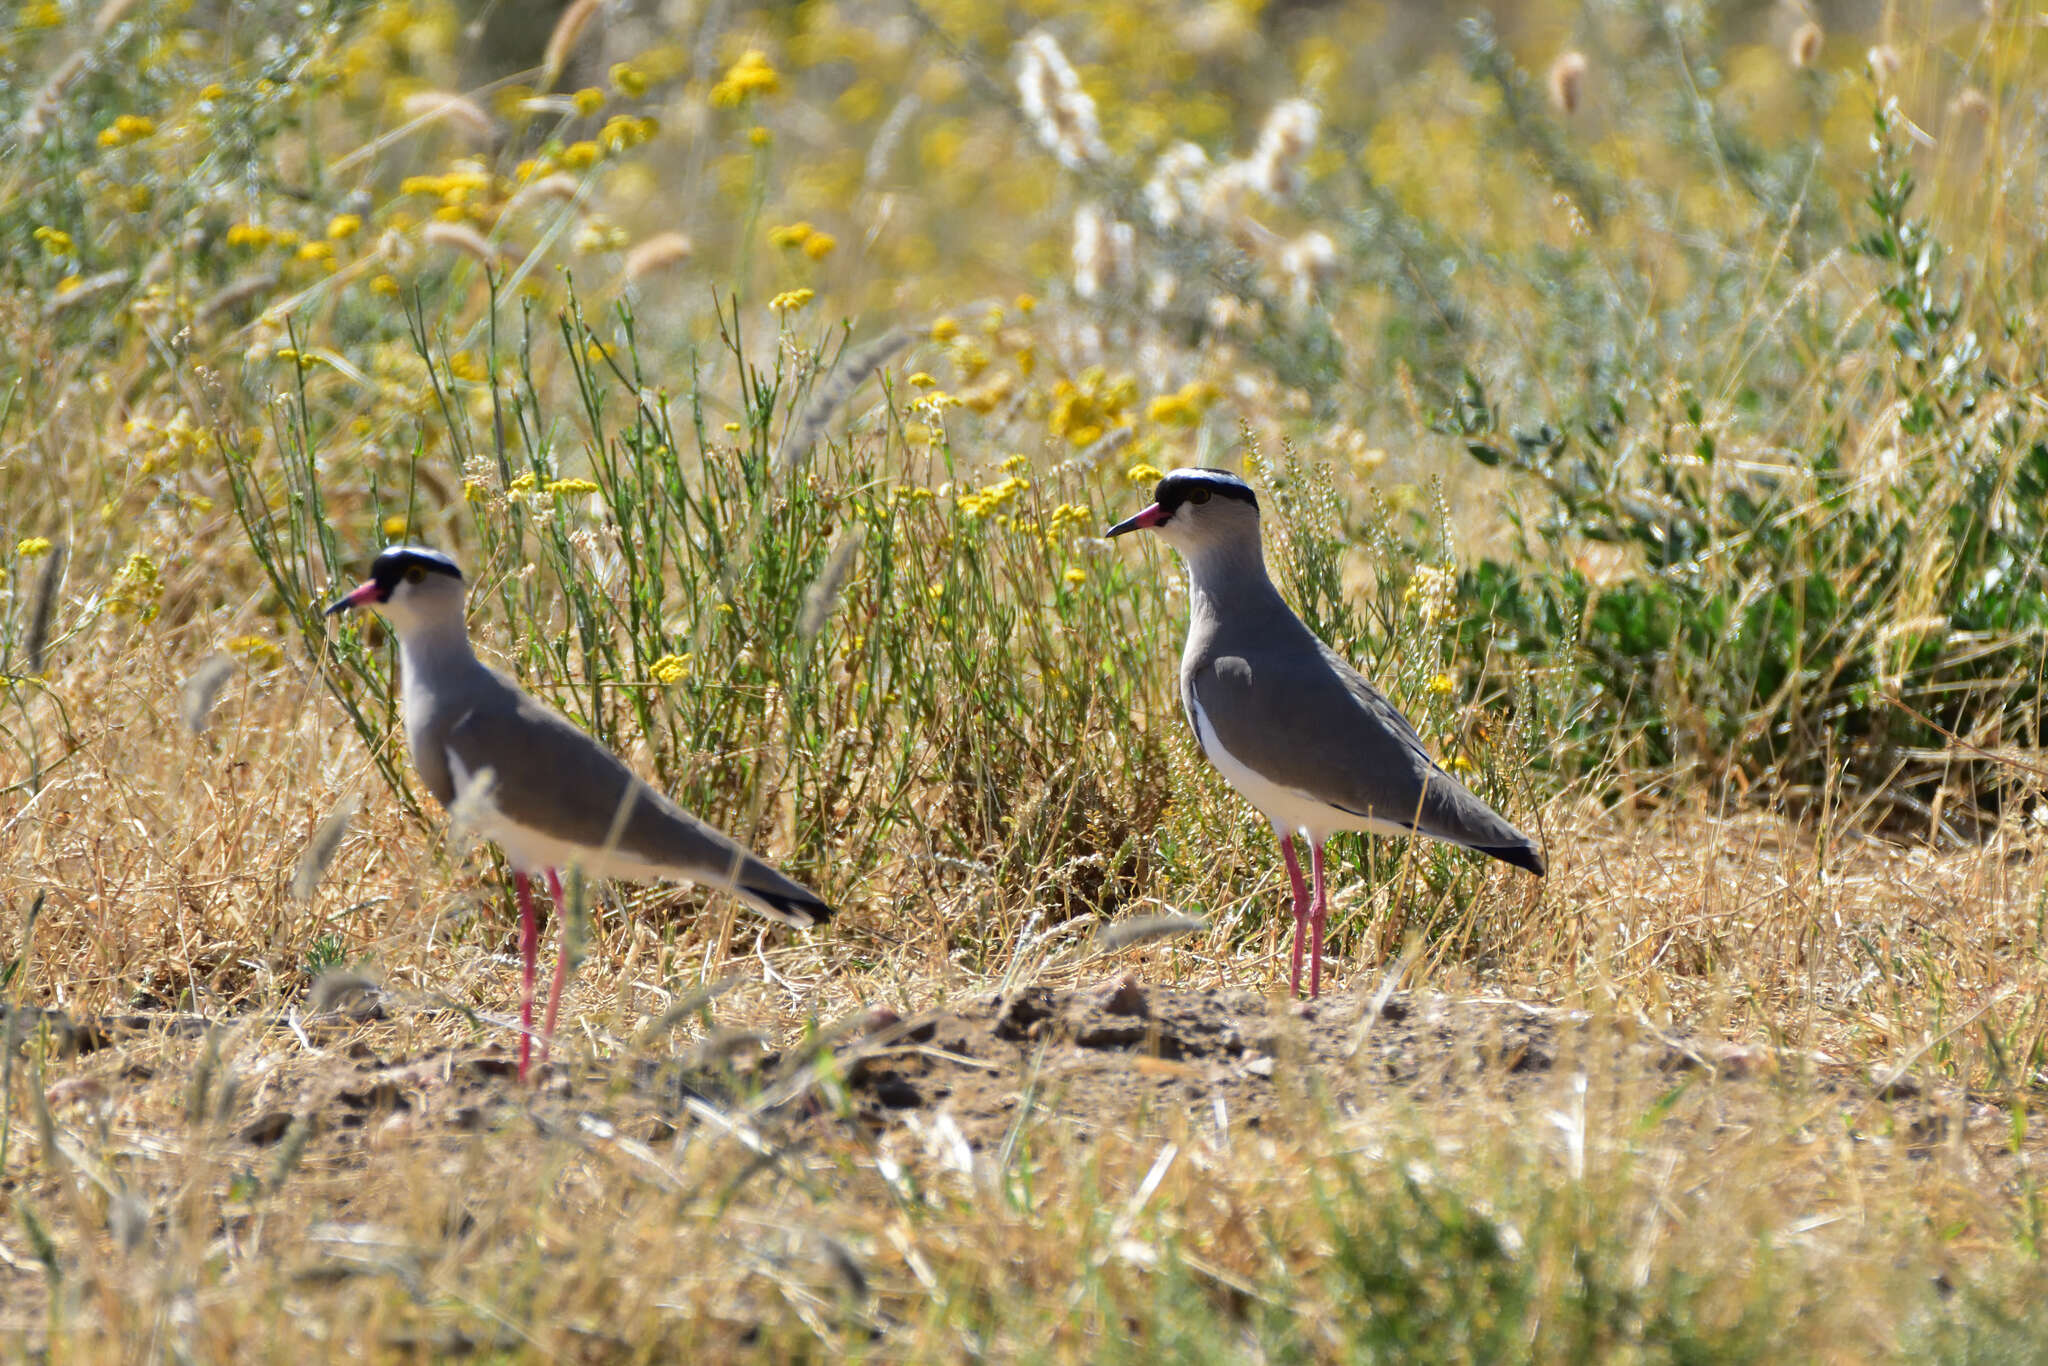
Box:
[326,547,831,1079]
[1108,469,1543,997]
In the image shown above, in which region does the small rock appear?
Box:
[238,1109,297,1145]
[1243,1056,1277,1078]
[1095,974,1149,1018]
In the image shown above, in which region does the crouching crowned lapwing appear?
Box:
[326,547,832,1079]
[1108,469,1544,998]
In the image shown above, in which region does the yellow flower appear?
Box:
[768,221,814,249]
[55,274,82,295]
[1014,293,1037,313]
[370,273,401,298]
[382,514,409,538]
[930,316,960,342]
[610,63,647,97]
[560,140,601,170]
[32,226,74,256]
[96,114,156,148]
[584,340,613,364]
[599,114,657,152]
[1427,672,1456,695]
[999,453,1029,473]
[545,477,600,496]
[1446,753,1478,775]
[908,371,937,388]
[447,351,487,382]
[16,537,53,557]
[711,50,780,107]
[227,633,285,669]
[1126,463,1163,484]
[297,240,336,264]
[326,213,362,240]
[572,87,606,116]
[198,83,226,101]
[650,653,692,685]
[769,288,814,312]
[748,125,772,146]
[1146,380,1218,426]
[802,231,836,260]
[723,422,741,432]
[107,552,163,622]
[1063,567,1087,585]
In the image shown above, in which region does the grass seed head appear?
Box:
[1548,51,1589,115]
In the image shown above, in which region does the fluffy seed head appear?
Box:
[1789,21,1823,70]
[399,91,496,142]
[1548,51,1589,115]
[623,232,693,280]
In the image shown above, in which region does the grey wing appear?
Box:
[1192,644,1542,869]
[443,689,834,924]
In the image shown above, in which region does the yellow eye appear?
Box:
[1187,487,1212,505]
[404,566,425,584]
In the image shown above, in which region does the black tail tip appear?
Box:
[753,886,835,928]
[1485,843,1546,877]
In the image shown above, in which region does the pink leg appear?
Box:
[540,868,570,1066]
[514,871,538,1083]
[1308,841,1329,999]
[1278,833,1311,996]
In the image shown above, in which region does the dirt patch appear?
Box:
[15,980,2021,1170]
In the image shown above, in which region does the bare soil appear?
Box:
[10,978,2029,1177]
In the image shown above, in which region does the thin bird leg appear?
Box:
[1308,840,1329,999]
[1278,833,1311,996]
[540,867,570,1065]
[514,871,538,1083]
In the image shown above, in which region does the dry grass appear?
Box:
[8,0,2048,1357]
[8,638,2048,1358]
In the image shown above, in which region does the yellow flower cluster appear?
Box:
[1146,380,1219,426]
[1125,463,1163,484]
[545,477,600,496]
[768,221,837,260]
[128,407,207,474]
[32,227,73,257]
[226,222,301,249]
[650,653,692,685]
[1048,367,1138,446]
[107,552,163,622]
[16,537,53,557]
[96,114,157,148]
[1426,672,1456,695]
[1046,502,1093,535]
[960,474,1029,520]
[399,163,500,222]
[769,288,815,312]
[711,50,780,107]
[227,633,285,669]
[610,63,648,97]
[599,114,659,153]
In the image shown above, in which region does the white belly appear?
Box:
[1189,691,1416,844]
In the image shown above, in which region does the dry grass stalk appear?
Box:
[540,0,600,91]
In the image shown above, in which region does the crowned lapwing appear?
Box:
[1108,470,1543,997]
[326,547,831,1079]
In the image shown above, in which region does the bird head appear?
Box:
[1106,468,1261,553]
[324,546,466,635]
